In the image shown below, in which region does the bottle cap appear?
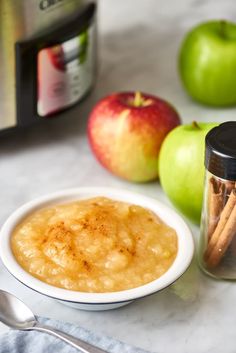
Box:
[205,121,236,180]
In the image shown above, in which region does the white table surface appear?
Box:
[0,0,236,352]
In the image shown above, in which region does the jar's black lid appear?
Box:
[205,121,236,180]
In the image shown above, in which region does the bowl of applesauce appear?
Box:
[0,188,194,311]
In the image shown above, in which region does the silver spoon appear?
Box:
[0,289,107,353]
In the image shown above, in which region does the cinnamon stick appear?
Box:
[224,181,236,197]
[206,203,236,268]
[207,177,225,240]
[226,182,236,256]
[204,189,236,260]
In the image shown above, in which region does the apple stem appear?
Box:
[133,92,143,107]
[132,92,152,107]
[220,20,227,39]
[192,121,201,130]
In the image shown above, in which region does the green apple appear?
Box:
[158,122,218,224]
[179,20,236,106]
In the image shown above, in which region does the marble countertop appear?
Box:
[0,0,236,352]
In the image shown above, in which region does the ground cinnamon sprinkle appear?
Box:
[82,260,91,272]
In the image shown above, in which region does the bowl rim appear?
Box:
[0,187,194,304]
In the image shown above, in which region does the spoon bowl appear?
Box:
[0,290,35,330]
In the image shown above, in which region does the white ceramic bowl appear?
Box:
[0,187,194,311]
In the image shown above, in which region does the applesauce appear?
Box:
[11,197,178,292]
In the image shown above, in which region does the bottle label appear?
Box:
[37,23,95,117]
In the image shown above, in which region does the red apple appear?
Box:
[47,45,65,72]
[88,92,181,182]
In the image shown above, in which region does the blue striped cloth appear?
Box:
[0,317,151,353]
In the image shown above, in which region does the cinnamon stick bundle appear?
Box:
[204,179,236,268]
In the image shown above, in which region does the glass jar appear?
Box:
[198,121,236,279]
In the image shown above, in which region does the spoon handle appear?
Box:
[32,323,107,353]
